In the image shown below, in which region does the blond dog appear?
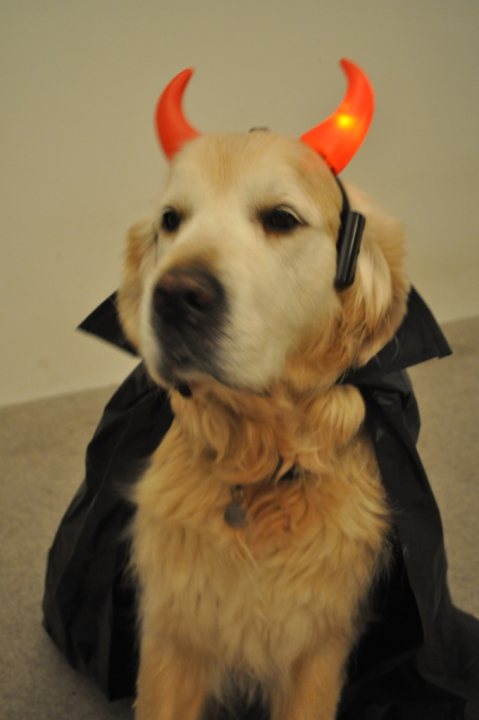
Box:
[118,68,409,720]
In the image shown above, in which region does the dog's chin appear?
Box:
[144,352,270,399]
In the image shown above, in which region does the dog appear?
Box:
[117,65,409,720]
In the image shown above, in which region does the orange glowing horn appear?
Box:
[155,68,200,158]
[300,59,374,174]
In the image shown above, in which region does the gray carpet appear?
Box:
[0,316,478,720]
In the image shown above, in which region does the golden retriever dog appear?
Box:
[118,63,409,720]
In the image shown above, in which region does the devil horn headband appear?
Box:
[155,59,374,173]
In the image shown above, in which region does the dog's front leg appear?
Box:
[270,642,348,720]
[135,640,210,720]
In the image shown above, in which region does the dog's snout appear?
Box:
[151,266,227,382]
[153,267,225,326]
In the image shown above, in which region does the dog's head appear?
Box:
[119,131,408,396]
[119,65,409,398]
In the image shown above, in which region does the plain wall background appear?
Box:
[1,0,478,406]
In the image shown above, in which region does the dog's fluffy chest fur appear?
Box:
[131,387,390,691]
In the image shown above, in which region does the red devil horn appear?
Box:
[155,68,200,158]
[300,59,374,174]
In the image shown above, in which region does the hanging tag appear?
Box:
[224,485,248,528]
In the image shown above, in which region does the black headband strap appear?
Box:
[334,177,366,291]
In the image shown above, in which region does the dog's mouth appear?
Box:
[157,342,224,387]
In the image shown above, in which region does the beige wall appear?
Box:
[1,0,478,406]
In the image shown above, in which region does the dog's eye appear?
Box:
[260,207,303,235]
[161,208,182,234]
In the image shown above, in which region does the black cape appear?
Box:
[42,288,479,719]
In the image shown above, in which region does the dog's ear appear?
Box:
[341,187,410,366]
[118,219,154,350]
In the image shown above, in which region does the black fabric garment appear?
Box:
[42,288,479,718]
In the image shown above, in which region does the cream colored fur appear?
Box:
[118,132,409,720]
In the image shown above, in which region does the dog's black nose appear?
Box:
[151,266,227,382]
[153,267,225,328]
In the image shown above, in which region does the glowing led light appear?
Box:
[336,113,356,129]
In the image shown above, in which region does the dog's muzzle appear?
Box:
[151,266,227,382]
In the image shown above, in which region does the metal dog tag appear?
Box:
[224,485,247,528]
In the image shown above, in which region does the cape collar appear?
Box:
[78,287,451,383]
[341,287,451,386]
